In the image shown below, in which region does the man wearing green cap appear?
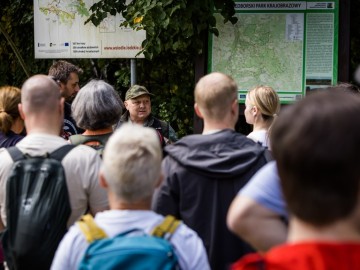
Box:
[115,85,178,146]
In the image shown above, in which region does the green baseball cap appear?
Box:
[125,85,154,100]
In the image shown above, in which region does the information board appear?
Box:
[208,1,339,103]
[34,0,145,59]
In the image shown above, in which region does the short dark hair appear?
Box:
[48,60,83,84]
[271,88,360,226]
[71,80,123,130]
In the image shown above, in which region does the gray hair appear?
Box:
[71,80,123,130]
[101,123,162,203]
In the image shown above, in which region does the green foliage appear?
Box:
[87,0,237,136]
[0,0,237,137]
[86,0,127,26]
[4,0,358,136]
[0,0,129,92]
[74,0,90,17]
[0,0,52,86]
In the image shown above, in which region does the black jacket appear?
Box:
[115,111,176,147]
[62,102,83,140]
[152,129,271,270]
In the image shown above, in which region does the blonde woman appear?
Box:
[0,86,25,148]
[244,85,280,148]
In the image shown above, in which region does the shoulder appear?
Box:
[240,162,287,217]
[120,111,129,122]
[161,153,183,174]
[0,147,12,161]
[154,117,175,133]
[247,130,269,147]
[114,112,129,129]
[11,134,25,145]
[65,144,101,160]
[241,161,279,192]
[0,148,14,178]
[62,145,102,178]
[0,132,24,148]
[231,253,265,270]
[147,115,161,127]
[257,243,336,269]
[171,222,210,270]
[147,116,167,130]
[51,222,89,270]
[172,223,204,249]
[158,119,168,129]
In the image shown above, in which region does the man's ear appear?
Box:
[194,103,204,119]
[99,172,109,189]
[231,98,239,116]
[18,104,25,120]
[60,97,65,112]
[124,100,129,110]
[59,82,66,95]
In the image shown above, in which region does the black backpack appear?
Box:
[2,144,75,270]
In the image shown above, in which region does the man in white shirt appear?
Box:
[0,75,108,228]
[51,123,210,270]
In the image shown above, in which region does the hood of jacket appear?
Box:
[164,129,268,179]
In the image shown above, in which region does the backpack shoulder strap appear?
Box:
[70,134,111,146]
[151,215,180,239]
[6,146,25,162]
[77,214,108,243]
[7,144,75,163]
[50,144,76,161]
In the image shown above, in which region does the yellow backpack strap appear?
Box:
[77,214,108,243]
[151,215,181,239]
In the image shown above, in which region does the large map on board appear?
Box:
[39,0,90,25]
[211,13,304,92]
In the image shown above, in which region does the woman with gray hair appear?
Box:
[69,80,123,155]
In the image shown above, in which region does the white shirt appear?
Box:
[51,210,210,270]
[247,129,270,148]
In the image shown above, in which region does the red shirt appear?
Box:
[232,242,360,270]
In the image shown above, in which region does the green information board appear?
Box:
[208,1,339,103]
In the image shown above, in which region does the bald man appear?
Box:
[153,72,271,270]
[0,75,108,229]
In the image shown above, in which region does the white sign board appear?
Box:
[34,0,145,58]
